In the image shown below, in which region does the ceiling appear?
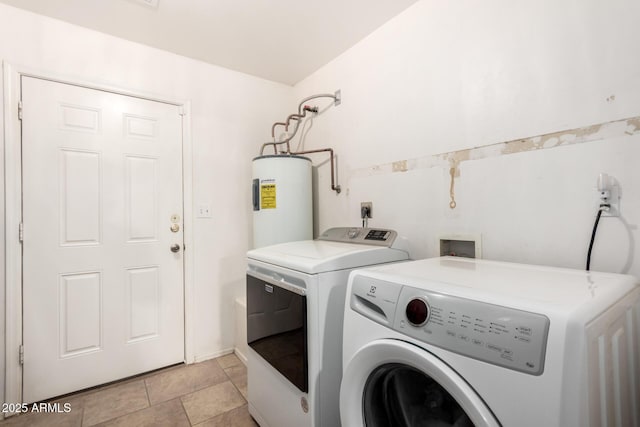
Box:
[0,0,419,85]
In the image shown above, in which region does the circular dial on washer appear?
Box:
[406,298,430,326]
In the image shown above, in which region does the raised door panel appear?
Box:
[59,149,102,246]
[59,272,102,357]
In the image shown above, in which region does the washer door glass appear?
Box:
[340,339,499,427]
[364,363,474,427]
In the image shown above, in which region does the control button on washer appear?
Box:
[487,343,502,352]
[517,326,532,336]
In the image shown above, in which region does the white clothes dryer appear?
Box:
[246,227,409,427]
[341,257,640,427]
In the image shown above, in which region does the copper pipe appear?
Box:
[260,139,291,155]
[259,143,341,194]
[291,147,341,193]
[284,114,303,131]
[262,110,307,154]
[270,106,315,140]
[271,122,286,140]
[285,106,316,130]
[261,93,342,193]
[260,142,277,155]
[266,94,337,151]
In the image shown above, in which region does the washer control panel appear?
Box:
[350,276,550,375]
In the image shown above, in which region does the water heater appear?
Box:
[252,155,312,248]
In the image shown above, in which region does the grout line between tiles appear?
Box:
[178,395,194,427]
[143,378,151,407]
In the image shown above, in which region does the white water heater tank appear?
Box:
[252,155,312,248]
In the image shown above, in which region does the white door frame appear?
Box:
[2,61,196,406]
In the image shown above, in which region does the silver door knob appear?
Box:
[170,244,181,253]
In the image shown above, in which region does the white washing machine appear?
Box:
[341,257,640,427]
[246,227,410,427]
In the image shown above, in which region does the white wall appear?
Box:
[0,2,292,398]
[293,0,640,277]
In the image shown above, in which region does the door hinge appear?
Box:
[19,222,24,243]
[19,345,24,365]
[178,106,186,116]
[18,101,23,120]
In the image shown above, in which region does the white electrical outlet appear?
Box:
[597,173,620,217]
[600,188,621,217]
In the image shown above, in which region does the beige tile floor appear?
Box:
[0,353,258,427]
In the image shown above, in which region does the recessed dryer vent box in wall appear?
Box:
[439,234,482,259]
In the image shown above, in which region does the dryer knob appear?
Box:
[406,298,430,326]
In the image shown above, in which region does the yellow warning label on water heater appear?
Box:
[261,184,276,209]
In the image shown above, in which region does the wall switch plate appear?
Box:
[197,204,212,218]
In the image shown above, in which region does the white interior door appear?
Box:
[21,76,185,403]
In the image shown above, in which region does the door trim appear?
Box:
[2,61,196,407]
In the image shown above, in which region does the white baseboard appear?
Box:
[234,348,248,365]
[192,348,234,364]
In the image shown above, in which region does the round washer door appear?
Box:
[340,339,500,427]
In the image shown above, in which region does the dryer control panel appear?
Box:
[318,227,397,247]
[350,276,550,375]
